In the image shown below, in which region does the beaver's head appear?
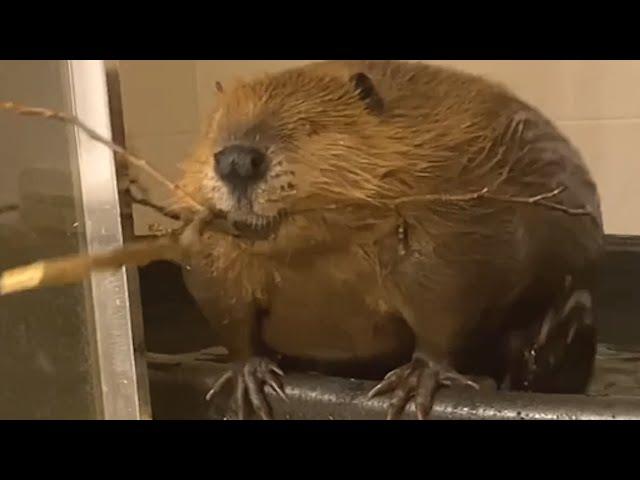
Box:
[183,67,398,241]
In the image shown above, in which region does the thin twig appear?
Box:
[530,200,592,216]
[125,181,182,221]
[485,186,591,216]
[0,101,205,213]
[393,185,591,216]
[486,186,566,204]
[129,196,182,221]
[393,187,491,206]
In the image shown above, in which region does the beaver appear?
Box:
[175,60,604,420]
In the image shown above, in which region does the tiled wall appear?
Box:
[118,60,640,235]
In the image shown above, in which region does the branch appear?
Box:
[0,236,183,296]
[393,187,491,206]
[485,186,592,216]
[0,205,244,296]
[125,180,182,222]
[0,101,205,213]
[393,185,592,217]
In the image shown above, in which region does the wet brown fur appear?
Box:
[176,61,603,384]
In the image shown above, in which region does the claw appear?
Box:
[245,378,270,420]
[205,370,234,401]
[234,373,247,420]
[270,365,285,377]
[384,367,405,381]
[386,371,417,420]
[371,357,477,420]
[265,372,288,402]
[441,372,479,390]
[415,369,437,420]
[205,357,285,420]
[368,364,410,400]
[367,380,395,400]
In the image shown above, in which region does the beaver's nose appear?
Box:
[214,145,268,190]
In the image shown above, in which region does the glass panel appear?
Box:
[0,60,149,419]
[0,60,102,418]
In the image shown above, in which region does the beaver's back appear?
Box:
[303,60,507,109]
[304,61,603,271]
[306,61,600,213]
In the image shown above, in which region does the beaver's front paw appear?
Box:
[205,357,287,420]
[368,356,479,420]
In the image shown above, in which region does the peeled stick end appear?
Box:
[0,256,93,295]
[0,262,47,295]
[0,238,182,296]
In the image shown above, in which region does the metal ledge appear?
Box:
[147,344,640,420]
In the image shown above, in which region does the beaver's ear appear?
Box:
[349,72,384,114]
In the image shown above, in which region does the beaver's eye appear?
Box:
[349,72,384,114]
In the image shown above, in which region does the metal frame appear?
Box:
[66,60,150,419]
